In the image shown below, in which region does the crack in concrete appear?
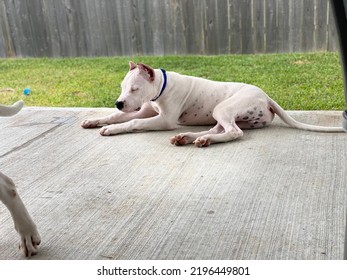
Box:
[0,116,76,159]
[0,124,60,159]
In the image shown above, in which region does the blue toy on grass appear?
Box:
[23,88,31,95]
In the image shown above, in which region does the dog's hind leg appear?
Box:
[192,97,248,147]
[192,90,275,147]
[193,120,243,147]
[170,124,224,146]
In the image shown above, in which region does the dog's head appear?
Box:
[115,62,158,112]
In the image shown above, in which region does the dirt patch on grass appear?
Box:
[292,60,310,65]
[0,88,15,94]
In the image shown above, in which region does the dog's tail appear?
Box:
[268,98,345,133]
[0,100,24,117]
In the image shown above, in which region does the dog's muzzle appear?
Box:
[115,101,124,110]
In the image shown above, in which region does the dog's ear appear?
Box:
[129,61,137,71]
[138,63,155,82]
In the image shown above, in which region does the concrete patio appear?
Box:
[0,107,346,260]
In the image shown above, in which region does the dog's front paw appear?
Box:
[81,119,99,128]
[17,224,41,257]
[99,126,111,136]
[193,137,211,148]
[170,134,189,146]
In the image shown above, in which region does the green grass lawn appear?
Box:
[0,52,345,110]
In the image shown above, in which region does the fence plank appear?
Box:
[0,0,339,57]
[0,0,15,57]
[173,0,187,54]
[0,18,5,58]
[52,0,72,57]
[302,0,315,52]
[277,0,290,52]
[41,0,60,57]
[4,0,24,57]
[240,0,254,54]
[288,0,302,52]
[327,1,338,52]
[253,0,265,53]
[229,0,242,54]
[265,0,277,53]
[315,0,328,51]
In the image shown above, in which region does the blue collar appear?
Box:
[151,69,167,101]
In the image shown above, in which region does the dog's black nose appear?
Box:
[115,101,124,110]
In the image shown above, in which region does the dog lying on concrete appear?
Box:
[81,62,344,146]
[0,101,41,257]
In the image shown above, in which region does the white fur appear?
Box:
[81,62,344,147]
[0,101,41,257]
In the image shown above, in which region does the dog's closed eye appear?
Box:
[131,86,139,92]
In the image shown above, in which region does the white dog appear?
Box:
[82,62,344,146]
[0,101,41,257]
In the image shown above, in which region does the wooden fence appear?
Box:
[0,0,338,57]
